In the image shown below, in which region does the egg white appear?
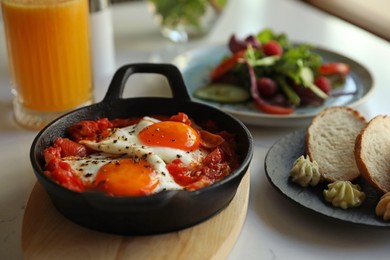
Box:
[63,153,121,183]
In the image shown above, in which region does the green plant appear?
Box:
[149,0,227,29]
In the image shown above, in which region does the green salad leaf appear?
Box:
[243,29,327,105]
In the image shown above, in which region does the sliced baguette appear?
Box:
[306,106,367,182]
[355,115,390,193]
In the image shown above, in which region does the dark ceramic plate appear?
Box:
[264,129,390,227]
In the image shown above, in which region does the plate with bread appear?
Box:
[265,106,390,227]
[174,44,374,127]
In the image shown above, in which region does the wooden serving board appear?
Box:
[22,172,250,260]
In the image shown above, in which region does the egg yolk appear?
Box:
[93,159,159,196]
[138,121,200,151]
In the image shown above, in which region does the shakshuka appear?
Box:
[43,112,240,196]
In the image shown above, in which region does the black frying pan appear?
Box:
[30,63,253,235]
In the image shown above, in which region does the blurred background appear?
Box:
[110,0,390,41]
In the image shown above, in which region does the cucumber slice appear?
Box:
[194,84,250,103]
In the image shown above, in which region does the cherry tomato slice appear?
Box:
[319,62,350,76]
[210,50,246,81]
[253,101,295,114]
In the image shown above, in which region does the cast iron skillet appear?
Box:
[30,63,253,235]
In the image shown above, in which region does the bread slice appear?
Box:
[306,106,367,182]
[355,115,390,193]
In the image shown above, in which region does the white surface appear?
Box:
[1,0,390,259]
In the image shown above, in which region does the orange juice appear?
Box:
[2,0,92,112]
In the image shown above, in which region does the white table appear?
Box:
[1,0,390,259]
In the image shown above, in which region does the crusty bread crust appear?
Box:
[306,106,367,182]
[355,115,390,193]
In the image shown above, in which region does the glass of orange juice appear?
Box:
[1,0,93,129]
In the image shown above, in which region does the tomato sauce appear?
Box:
[43,112,239,195]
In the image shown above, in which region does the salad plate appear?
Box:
[264,129,389,227]
[172,44,374,127]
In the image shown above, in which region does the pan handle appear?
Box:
[103,63,191,101]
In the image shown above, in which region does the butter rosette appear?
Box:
[290,155,322,187]
[323,181,365,209]
[376,192,390,221]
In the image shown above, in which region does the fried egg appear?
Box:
[81,117,207,165]
[62,117,209,196]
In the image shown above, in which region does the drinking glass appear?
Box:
[147,0,228,43]
[1,0,93,129]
